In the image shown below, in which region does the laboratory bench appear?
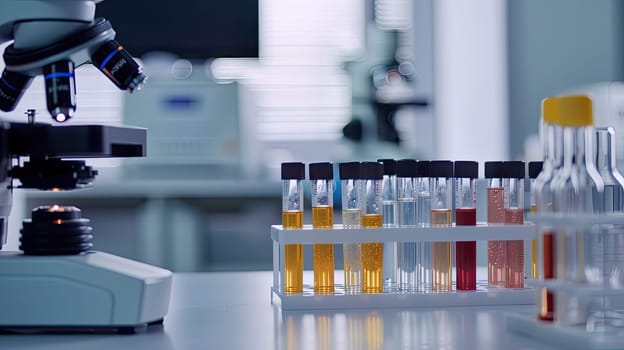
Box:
[0,271,560,350]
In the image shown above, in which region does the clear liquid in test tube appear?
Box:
[378,158,398,291]
[396,159,418,291]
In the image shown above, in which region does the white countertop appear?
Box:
[0,272,560,350]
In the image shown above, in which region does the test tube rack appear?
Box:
[506,213,624,350]
[271,223,537,310]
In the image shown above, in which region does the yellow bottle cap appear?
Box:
[541,97,559,124]
[557,94,593,127]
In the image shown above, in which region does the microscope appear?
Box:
[0,1,172,331]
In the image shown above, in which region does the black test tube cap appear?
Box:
[281,162,304,180]
[484,161,503,179]
[454,161,478,179]
[528,161,543,179]
[397,159,418,178]
[309,162,334,180]
[339,162,360,180]
[429,160,453,178]
[502,161,525,179]
[416,160,430,178]
[360,161,383,180]
[377,158,397,175]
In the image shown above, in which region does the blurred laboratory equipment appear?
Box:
[123,61,246,179]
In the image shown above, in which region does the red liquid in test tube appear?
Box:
[456,208,476,290]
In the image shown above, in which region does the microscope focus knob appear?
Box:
[19,205,94,255]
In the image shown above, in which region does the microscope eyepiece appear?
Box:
[0,69,33,112]
[92,40,146,93]
[43,60,76,123]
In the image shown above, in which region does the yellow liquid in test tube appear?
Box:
[431,209,452,292]
[361,214,383,293]
[283,210,303,294]
[313,206,334,294]
[530,204,537,278]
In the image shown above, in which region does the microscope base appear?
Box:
[0,251,172,329]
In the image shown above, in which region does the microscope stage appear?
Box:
[0,251,172,330]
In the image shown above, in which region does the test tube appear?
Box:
[340,161,362,293]
[454,161,478,291]
[485,161,505,287]
[430,160,453,292]
[281,162,304,294]
[534,97,560,321]
[377,158,398,290]
[360,161,384,293]
[503,161,525,288]
[396,159,418,291]
[416,161,432,291]
[528,161,543,279]
[309,162,335,294]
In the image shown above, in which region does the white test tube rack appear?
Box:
[271,223,537,310]
[506,213,624,350]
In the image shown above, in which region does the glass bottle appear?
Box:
[377,158,398,290]
[503,161,525,289]
[309,162,335,294]
[396,159,418,291]
[281,162,305,294]
[340,161,362,293]
[586,127,624,332]
[534,96,561,321]
[528,161,543,279]
[551,94,604,325]
[430,160,453,292]
[360,161,384,293]
[454,161,478,291]
[416,160,432,291]
[594,127,624,285]
[485,161,505,287]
